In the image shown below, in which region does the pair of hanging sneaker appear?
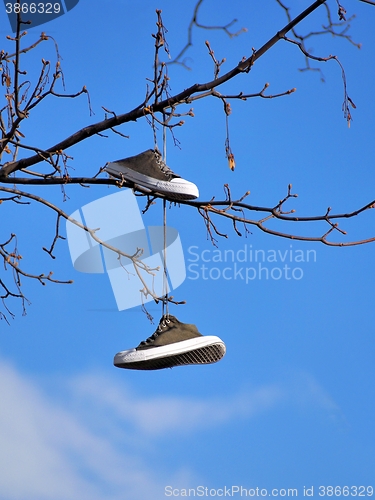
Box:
[105,150,226,370]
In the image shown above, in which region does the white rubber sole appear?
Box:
[106,163,199,200]
[114,336,226,370]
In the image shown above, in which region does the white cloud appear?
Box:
[68,372,285,436]
[287,371,346,426]
[0,358,342,500]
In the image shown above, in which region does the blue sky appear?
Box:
[1,1,375,499]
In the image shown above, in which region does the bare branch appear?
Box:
[0,1,371,320]
[0,186,185,318]
[0,0,330,178]
[168,0,247,69]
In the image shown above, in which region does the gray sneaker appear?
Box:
[114,315,226,370]
[105,149,199,200]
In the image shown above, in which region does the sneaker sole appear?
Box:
[114,336,226,370]
[105,163,199,201]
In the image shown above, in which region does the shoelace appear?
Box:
[154,152,176,180]
[139,318,170,346]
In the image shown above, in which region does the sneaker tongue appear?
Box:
[154,152,181,180]
[160,314,176,322]
[160,163,181,180]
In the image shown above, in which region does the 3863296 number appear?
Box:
[5,3,61,15]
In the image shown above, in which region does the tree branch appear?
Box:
[0,0,328,178]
